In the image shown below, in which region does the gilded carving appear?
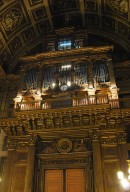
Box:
[117,133,127,143]
[2,9,23,31]
[56,138,72,153]
[41,159,89,167]
[100,137,117,144]
[7,139,17,150]
[74,139,89,152]
[107,0,128,13]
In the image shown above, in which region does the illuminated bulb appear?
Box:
[117,171,124,180]
[121,178,129,189]
[67,81,71,87]
[0,177,2,182]
[52,83,56,88]
[61,65,71,69]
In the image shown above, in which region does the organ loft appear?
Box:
[0,27,130,192]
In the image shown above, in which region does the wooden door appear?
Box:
[45,169,85,192]
[45,170,63,192]
[66,169,85,192]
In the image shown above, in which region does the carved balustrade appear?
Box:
[15,94,119,111]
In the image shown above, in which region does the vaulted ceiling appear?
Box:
[0,0,130,73]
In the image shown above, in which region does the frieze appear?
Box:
[41,158,90,168]
[40,138,91,154]
[7,134,37,150]
[20,46,113,63]
[1,108,130,136]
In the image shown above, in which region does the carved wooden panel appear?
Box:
[45,170,63,192]
[66,169,85,192]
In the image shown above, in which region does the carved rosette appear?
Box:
[56,138,72,153]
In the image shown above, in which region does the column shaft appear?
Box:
[92,141,104,192]
[24,145,35,192]
[1,150,16,192]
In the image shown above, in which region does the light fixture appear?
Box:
[52,82,56,88]
[117,171,124,180]
[117,168,130,190]
[121,178,129,190]
[67,81,71,87]
[61,65,71,69]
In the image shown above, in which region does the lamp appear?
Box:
[117,165,130,191]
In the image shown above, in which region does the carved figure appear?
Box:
[74,140,87,152]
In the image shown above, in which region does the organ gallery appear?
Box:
[0,1,130,192]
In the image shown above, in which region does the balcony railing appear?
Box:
[1,97,130,119]
[16,95,116,111]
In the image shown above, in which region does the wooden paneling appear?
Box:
[11,165,26,192]
[45,170,63,192]
[66,169,85,192]
[103,160,120,192]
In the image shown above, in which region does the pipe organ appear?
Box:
[0,28,128,192]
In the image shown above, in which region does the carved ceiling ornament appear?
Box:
[107,0,128,13]
[2,8,23,31]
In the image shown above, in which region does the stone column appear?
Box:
[91,132,104,192]
[24,145,35,192]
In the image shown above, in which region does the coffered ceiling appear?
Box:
[0,0,130,73]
